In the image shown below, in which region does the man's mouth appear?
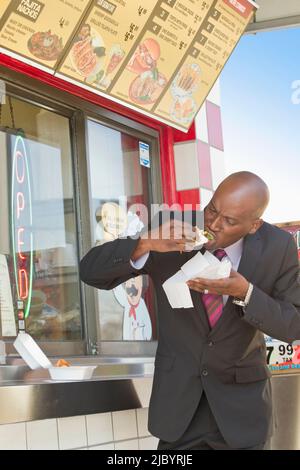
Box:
[203,229,216,241]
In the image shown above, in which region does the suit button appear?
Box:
[208,341,214,347]
[202,369,208,377]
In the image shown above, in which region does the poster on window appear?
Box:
[93,200,153,341]
[265,221,300,374]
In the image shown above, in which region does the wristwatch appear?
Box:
[232,282,254,308]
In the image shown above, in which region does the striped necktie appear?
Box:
[201,249,227,328]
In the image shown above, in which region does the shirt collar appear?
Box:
[223,238,244,266]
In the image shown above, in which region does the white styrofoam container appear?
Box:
[13,332,52,370]
[13,332,97,380]
[48,366,97,381]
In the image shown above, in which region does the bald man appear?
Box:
[80,172,300,450]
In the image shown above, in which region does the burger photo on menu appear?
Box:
[127,38,161,74]
[127,38,167,105]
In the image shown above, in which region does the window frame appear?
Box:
[84,114,162,356]
[0,66,162,357]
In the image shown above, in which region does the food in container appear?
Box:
[56,359,71,367]
[13,333,96,380]
[48,365,96,380]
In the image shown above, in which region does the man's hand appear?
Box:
[186,270,250,300]
[132,219,197,260]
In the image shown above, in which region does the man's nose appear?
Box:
[209,215,222,231]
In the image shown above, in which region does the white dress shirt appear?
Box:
[220,238,243,305]
[131,237,244,305]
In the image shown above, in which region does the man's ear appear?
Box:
[249,219,264,234]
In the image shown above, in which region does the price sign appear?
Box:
[265,336,300,374]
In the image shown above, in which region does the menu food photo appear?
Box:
[0,0,92,72]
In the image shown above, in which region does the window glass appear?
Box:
[0,94,82,340]
[86,120,157,341]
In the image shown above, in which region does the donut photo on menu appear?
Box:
[27,30,64,61]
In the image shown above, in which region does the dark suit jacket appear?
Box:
[80,221,300,448]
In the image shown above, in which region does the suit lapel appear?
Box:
[186,247,211,334]
[190,288,211,334]
[237,231,263,282]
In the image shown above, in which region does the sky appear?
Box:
[220,27,300,224]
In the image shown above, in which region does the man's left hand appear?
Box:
[186,270,249,300]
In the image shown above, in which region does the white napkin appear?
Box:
[192,228,209,249]
[182,251,231,279]
[162,251,232,309]
[162,271,193,308]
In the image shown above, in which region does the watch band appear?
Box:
[232,283,254,308]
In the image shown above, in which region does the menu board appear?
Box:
[58,0,158,89]
[0,0,11,18]
[0,0,257,131]
[0,0,93,72]
[154,0,256,128]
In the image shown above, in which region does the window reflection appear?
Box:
[87,120,157,341]
[0,96,82,340]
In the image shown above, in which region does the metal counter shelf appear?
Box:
[0,357,155,425]
[1,359,299,450]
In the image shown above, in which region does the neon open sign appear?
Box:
[11,134,33,319]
